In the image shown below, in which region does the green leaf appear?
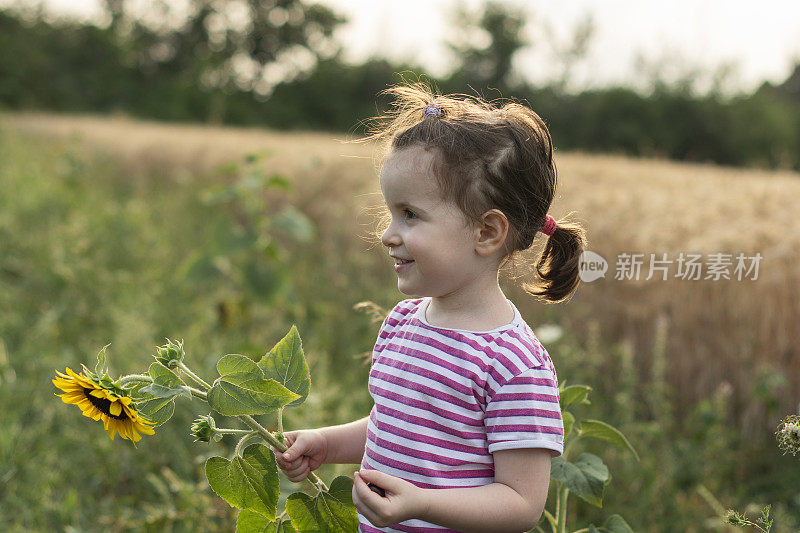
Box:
[206,443,280,519]
[120,373,152,391]
[258,326,311,407]
[237,510,297,532]
[550,453,609,507]
[237,510,270,532]
[286,476,358,532]
[271,206,315,242]
[560,384,592,410]
[208,354,300,416]
[587,514,635,533]
[562,410,575,442]
[285,493,318,532]
[265,173,291,191]
[139,363,191,400]
[127,363,184,426]
[602,514,635,533]
[95,343,110,376]
[139,381,192,399]
[579,420,640,462]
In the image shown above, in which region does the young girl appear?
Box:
[273,83,586,533]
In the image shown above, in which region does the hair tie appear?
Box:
[423,103,442,117]
[540,214,557,236]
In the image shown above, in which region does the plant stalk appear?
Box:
[219,428,256,435]
[179,362,212,390]
[239,414,329,493]
[187,374,329,493]
[542,509,557,533]
[188,387,208,401]
[556,483,569,533]
[235,432,259,456]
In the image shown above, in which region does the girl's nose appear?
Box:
[381,221,401,248]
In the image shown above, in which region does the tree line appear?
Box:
[1,1,799,170]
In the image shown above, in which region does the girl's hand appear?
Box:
[352,469,427,528]
[272,430,328,483]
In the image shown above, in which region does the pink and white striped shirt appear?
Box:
[358,297,564,533]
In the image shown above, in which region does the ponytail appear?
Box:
[523,218,586,303]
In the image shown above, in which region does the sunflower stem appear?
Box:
[218,428,255,435]
[542,509,557,533]
[239,414,329,493]
[189,387,208,402]
[234,432,259,456]
[179,362,212,390]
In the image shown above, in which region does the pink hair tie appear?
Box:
[540,215,557,236]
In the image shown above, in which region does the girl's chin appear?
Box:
[396,281,424,297]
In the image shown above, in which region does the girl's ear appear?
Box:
[474,209,509,257]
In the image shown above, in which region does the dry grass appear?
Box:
[5,111,800,432]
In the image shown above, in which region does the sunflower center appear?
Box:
[83,387,129,420]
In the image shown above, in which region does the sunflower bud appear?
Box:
[191,414,218,443]
[776,414,800,457]
[723,509,745,526]
[154,339,185,369]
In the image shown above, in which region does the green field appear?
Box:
[1,115,798,532]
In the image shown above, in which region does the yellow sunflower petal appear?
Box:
[60,395,84,406]
[65,367,83,380]
[89,388,106,398]
[137,421,155,435]
[52,378,80,392]
[128,426,142,443]
[65,370,94,388]
[72,401,91,410]
[109,401,122,417]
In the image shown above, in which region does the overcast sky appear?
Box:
[6,0,800,95]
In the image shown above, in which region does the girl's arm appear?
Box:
[317,415,369,464]
[354,447,552,533]
[420,448,552,533]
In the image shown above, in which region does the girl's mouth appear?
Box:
[394,259,414,272]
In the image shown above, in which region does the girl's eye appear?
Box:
[403,209,417,220]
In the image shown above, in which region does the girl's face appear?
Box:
[379,146,484,298]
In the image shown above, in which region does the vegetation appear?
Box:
[1,2,800,169]
[1,118,798,531]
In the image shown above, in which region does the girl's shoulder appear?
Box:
[379,298,425,331]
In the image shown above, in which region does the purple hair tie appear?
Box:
[423,103,442,117]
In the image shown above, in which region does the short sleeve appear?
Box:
[484,366,564,457]
[372,300,413,363]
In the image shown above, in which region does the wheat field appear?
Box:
[6,111,800,436]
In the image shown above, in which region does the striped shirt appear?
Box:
[358,297,564,533]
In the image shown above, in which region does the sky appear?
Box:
[6,0,800,95]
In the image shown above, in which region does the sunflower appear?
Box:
[53,366,155,446]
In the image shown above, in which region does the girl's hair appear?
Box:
[363,81,587,303]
